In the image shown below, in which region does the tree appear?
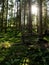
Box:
[1,0,5,32]
[0,0,8,32]
[4,0,8,32]
[38,0,43,39]
[28,0,32,34]
[43,0,47,33]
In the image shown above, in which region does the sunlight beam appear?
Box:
[31,5,38,15]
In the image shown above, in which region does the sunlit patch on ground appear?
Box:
[0,41,11,48]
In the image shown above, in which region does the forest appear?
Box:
[0,0,49,65]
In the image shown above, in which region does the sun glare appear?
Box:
[31,5,38,15]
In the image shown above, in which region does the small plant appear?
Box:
[1,41,11,48]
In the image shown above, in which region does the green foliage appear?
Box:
[0,43,49,65]
[0,30,49,65]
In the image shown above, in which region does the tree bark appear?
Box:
[1,0,4,32]
[5,0,8,32]
[28,0,32,34]
[39,0,43,39]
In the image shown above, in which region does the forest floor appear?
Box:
[0,31,49,65]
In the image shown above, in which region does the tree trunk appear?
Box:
[28,0,32,34]
[19,1,21,31]
[5,0,8,32]
[1,0,4,32]
[39,0,43,39]
[44,1,47,33]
